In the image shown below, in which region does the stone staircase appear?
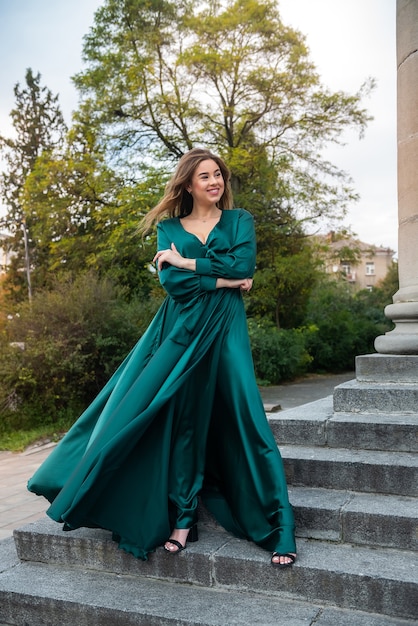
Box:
[0,391,417,625]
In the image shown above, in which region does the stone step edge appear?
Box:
[288,485,418,510]
[12,520,418,620]
[267,396,418,452]
[1,558,416,626]
[288,486,417,549]
[280,443,418,465]
[333,380,418,413]
[14,518,417,582]
[281,445,418,497]
[266,394,418,422]
[197,486,417,549]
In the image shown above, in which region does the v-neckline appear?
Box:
[178,211,223,245]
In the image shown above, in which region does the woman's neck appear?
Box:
[188,205,221,221]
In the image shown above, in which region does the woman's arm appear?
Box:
[155,211,256,279]
[155,210,257,300]
[195,210,256,279]
[155,224,218,302]
[154,242,252,289]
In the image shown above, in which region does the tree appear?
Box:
[247,234,322,328]
[375,260,399,304]
[71,0,373,324]
[1,1,375,324]
[20,120,164,297]
[74,0,372,223]
[0,69,67,300]
[227,145,323,328]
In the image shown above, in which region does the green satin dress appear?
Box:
[28,208,296,560]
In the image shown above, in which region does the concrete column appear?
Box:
[375,0,418,354]
[333,0,418,413]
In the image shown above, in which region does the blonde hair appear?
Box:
[138,148,233,234]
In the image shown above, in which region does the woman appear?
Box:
[28,148,296,568]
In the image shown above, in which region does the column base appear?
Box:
[374,301,418,355]
[375,333,418,354]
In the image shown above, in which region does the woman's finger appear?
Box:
[153,249,168,263]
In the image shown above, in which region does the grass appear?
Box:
[0,425,67,453]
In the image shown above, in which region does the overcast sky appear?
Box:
[0,0,398,252]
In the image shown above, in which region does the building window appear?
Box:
[366,262,375,275]
[341,263,356,282]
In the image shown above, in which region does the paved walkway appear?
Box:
[0,372,354,541]
[0,443,57,541]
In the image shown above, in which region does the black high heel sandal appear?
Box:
[164,524,198,554]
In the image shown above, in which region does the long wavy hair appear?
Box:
[138,148,233,234]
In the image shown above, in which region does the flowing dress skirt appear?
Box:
[28,284,296,560]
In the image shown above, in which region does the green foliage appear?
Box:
[0,69,67,301]
[0,1,383,446]
[20,125,164,298]
[371,260,399,305]
[0,420,69,453]
[247,226,322,329]
[0,273,163,434]
[248,318,312,385]
[227,146,325,328]
[303,278,393,372]
[75,0,373,221]
[1,0,375,326]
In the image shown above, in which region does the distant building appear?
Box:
[315,232,395,291]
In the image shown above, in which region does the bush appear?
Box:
[0,273,162,434]
[248,318,312,385]
[304,279,391,372]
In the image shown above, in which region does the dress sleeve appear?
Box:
[157,222,217,302]
[195,210,256,279]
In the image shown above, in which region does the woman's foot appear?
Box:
[164,525,198,554]
[271,552,297,568]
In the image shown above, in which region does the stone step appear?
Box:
[267,396,418,452]
[333,379,418,413]
[355,353,418,384]
[289,486,418,550]
[281,444,418,496]
[198,486,417,551]
[8,519,418,621]
[0,558,416,626]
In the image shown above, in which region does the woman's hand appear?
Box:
[153,243,196,271]
[216,277,253,292]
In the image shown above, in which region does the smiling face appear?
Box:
[187,159,225,209]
